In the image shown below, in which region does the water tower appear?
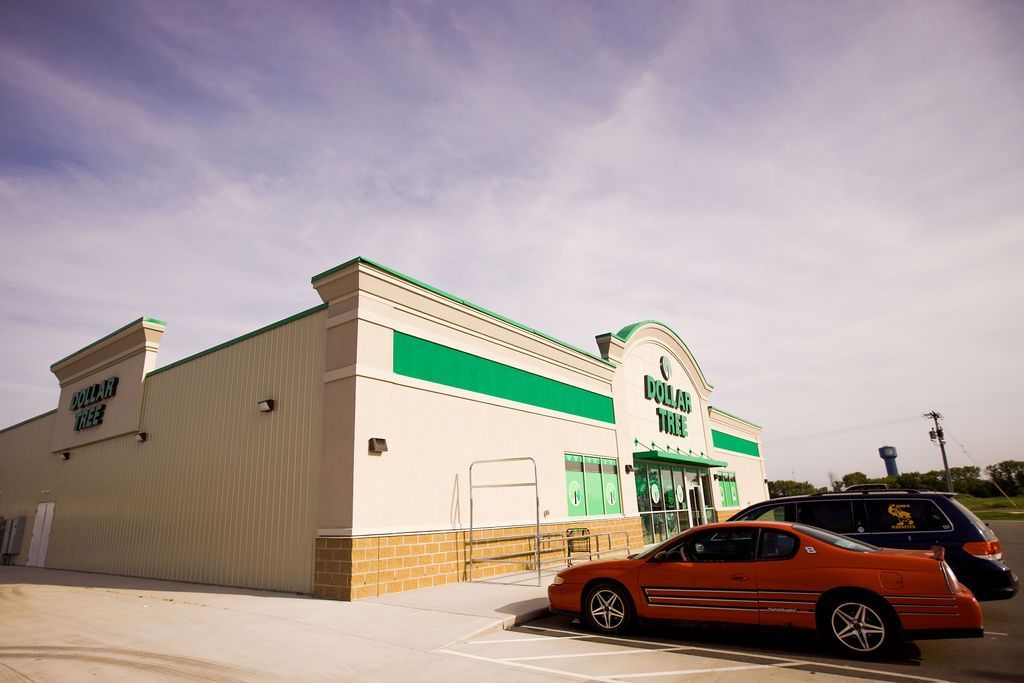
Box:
[879,446,899,476]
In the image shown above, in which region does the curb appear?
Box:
[441,606,552,648]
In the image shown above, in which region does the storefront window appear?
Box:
[700,470,716,524]
[635,461,714,545]
[648,467,664,513]
[635,462,650,512]
[564,454,621,518]
[600,458,622,514]
[716,471,740,508]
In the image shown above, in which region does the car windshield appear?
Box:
[629,538,678,560]
[793,524,880,553]
[629,529,694,560]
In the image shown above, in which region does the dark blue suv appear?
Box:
[731,488,1018,601]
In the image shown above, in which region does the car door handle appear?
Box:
[730,574,749,581]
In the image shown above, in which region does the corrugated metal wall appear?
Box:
[0,412,58,564]
[38,308,325,593]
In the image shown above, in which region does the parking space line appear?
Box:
[437,648,612,681]
[503,646,689,662]
[613,661,807,678]
[986,631,1008,636]
[463,635,594,645]
[511,624,954,683]
[519,625,799,663]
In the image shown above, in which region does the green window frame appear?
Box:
[565,454,621,517]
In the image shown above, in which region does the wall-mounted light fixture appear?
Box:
[624,464,634,474]
[257,399,275,413]
[368,437,388,454]
[135,432,148,443]
[61,452,70,461]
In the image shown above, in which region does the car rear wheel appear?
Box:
[583,583,633,635]
[818,595,898,658]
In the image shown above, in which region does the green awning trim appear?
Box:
[633,450,727,468]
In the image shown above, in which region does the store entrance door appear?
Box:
[27,501,55,567]
[635,461,719,545]
[686,470,705,526]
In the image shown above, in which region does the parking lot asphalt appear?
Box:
[441,521,1023,682]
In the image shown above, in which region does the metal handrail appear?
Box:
[466,527,632,576]
[561,530,631,564]
[468,457,540,585]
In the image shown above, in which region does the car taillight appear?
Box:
[963,540,1003,561]
[940,561,961,594]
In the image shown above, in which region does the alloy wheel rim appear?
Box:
[590,589,626,630]
[831,602,886,652]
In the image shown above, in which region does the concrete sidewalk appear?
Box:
[0,565,563,681]
[367,569,557,642]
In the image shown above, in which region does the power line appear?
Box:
[763,416,921,446]
[947,430,1018,507]
[946,431,981,467]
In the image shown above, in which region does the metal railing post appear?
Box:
[468,457,541,585]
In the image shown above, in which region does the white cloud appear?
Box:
[2,1,1022,484]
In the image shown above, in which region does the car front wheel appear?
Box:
[819,595,898,658]
[583,583,633,635]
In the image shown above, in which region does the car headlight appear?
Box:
[551,576,565,586]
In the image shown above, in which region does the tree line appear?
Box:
[768,460,1024,499]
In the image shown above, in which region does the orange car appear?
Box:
[548,521,983,658]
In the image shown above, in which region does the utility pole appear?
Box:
[924,411,954,493]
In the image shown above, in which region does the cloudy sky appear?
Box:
[2,1,1022,486]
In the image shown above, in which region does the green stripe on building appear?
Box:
[711,430,760,457]
[393,331,615,424]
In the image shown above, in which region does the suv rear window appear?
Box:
[796,501,857,534]
[863,499,951,532]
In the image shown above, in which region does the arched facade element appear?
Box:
[600,320,766,546]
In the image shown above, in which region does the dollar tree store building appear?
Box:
[0,257,767,600]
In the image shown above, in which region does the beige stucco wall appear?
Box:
[49,321,164,453]
[614,335,713,463]
[607,326,718,517]
[711,451,766,511]
[314,262,621,537]
[709,409,770,510]
[0,309,325,593]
